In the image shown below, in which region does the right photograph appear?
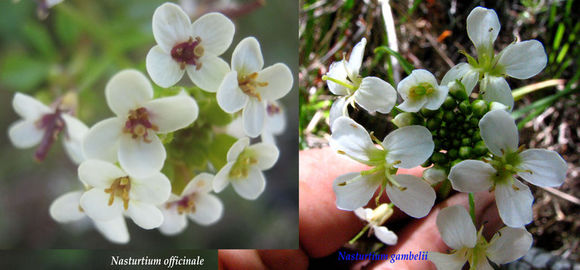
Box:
[299,1,578,269]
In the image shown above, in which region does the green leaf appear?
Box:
[208,134,237,170]
[374,46,414,75]
[0,52,50,92]
[54,9,81,47]
[22,20,57,59]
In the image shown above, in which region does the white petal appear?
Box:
[466,7,500,50]
[82,117,122,163]
[94,217,130,244]
[373,225,398,245]
[479,109,518,156]
[428,251,467,270]
[8,120,43,148]
[386,174,435,218]
[130,173,171,205]
[232,37,264,74]
[189,194,223,225]
[152,2,191,52]
[423,167,447,185]
[213,162,233,193]
[448,160,495,192]
[329,116,378,164]
[12,93,51,120]
[517,149,567,187]
[333,172,382,211]
[396,98,427,113]
[424,85,449,110]
[78,159,126,188]
[354,207,372,221]
[144,94,198,133]
[382,125,434,169]
[231,167,266,200]
[256,63,293,101]
[80,188,124,221]
[461,69,480,97]
[118,134,166,178]
[217,70,248,113]
[260,132,275,146]
[328,97,347,127]
[225,116,245,139]
[146,45,185,88]
[191,12,235,56]
[159,207,188,236]
[346,38,366,79]
[436,205,477,249]
[481,75,514,110]
[49,191,85,223]
[105,70,153,117]
[182,172,214,195]
[498,40,547,79]
[264,101,286,134]
[326,60,349,95]
[227,137,250,162]
[187,54,230,93]
[353,77,396,114]
[487,227,533,264]
[248,143,279,170]
[496,180,534,227]
[441,62,470,86]
[475,258,493,270]
[61,114,89,164]
[242,98,266,138]
[127,201,164,229]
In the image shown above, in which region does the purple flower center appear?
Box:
[171,36,204,70]
[267,103,281,116]
[123,107,159,143]
[167,194,197,215]
[35,110,65,161]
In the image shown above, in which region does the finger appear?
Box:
[299,148,423,258]
[366,191,499,269]
[218,250,266,270]
[256,250,309,270]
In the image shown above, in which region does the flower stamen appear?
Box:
[104,176,131,210]
[123,107,159,143]
[239,72,267,101]
[171,36,204,70]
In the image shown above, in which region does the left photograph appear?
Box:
[0,0,297,249]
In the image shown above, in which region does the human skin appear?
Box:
[218,148,502,270]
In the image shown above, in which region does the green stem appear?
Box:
[321,75,356,91]
[468,193,476,226]
[511,79,566,101]
[349,225,370,245]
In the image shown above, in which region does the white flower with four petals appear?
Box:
[449,109,567,227]
[428,205,532,270]
[213,137,279,200]
[159,173,224,235]
[217,37,293,137]
[330,116,436,218]
[146,2,234,91]
[83,69,198,178]
[396,69,449,113]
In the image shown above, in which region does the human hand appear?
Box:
[218,147,503,270]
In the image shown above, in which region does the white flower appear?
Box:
[325,38,397,125]
[78,159,171,230]
[330,116,436,218]
[354,204,398,245]
[159,173,223,235]
[226,101,287,145]
[49,190,130,244]
[213,137,279,200]
[396,69,449,113]
[441,6,547,109]
[216,37,293,137]
[423,167,447,185]
[8,92,88,164]
[428,205,532,270]
[448,110,567,227]
[146,2,234,91]
[83,69,198,177]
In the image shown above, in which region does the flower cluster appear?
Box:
[324,6,564,268]
[8,2,292,244]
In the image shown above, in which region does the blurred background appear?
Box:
[299,0,578,268]
[0,0,298,249]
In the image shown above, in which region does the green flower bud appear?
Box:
[448,149,458,159]
[469,117,479,127]
[420,107,436,117]
[442,96,456,109]
[472,99,488,117]
[449,81,468,100]
[474,140,488,156]
[431,152,447,164]
[461,137,471,146]
[459,100,471,114]
[426,117,442,130]
[444,111,455,122]
[393,112,420,128]
[459,146,472,159]
[452,139,461,147]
